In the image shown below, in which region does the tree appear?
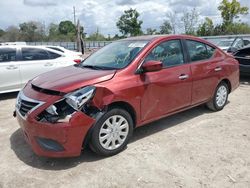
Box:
[166,11,178,34]
[218,0,249,26]
[87,28,106,41]
[19,21,45,41]
[116,8,143,37]
[0,28,5,38]
[58,20,76,35]
[181,8,199,35]
[159,20,172,34]
[146,28,157,35]
[197,17,214,36]
[1,26,19,42]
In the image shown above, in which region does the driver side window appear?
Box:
[145,40,184,68]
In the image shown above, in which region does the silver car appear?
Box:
[0,45,81,94]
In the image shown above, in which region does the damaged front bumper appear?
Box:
[14,88,96,158]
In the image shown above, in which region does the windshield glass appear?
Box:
[81,40,149,69]
[218,40,234,47]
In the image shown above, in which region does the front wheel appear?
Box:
[206,82,229,111]
[90,108,133,156]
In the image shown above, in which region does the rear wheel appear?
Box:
[90,108,133,156]
[206,82,229,111]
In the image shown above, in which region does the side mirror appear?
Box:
[141,60,163,73]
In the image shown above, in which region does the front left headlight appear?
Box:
[65,86,96,110]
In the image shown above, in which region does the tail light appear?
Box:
[74,59,81,64]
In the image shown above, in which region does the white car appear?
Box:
[45,46,83,62]
[0,45,81,94]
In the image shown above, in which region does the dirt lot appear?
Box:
[0,77,250,188]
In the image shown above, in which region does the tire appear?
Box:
[89,108,133,156]
[206,82,229,111]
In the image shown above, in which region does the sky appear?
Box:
[0,0,250,36]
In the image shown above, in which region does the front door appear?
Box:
[139,39,192,122]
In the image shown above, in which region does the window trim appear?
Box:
[136,39,187,74]
[184,39,216,63]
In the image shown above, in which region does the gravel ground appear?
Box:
[0,77,250,188]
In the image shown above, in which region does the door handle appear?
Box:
[178,74,189,80]
[6,65,18,70]
[214,67,222,72]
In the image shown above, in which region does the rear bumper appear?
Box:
[16,108,95,158]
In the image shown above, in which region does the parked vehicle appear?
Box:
[217,37,250,53]
[233,45,250,76]
[0,45,80,94]
[0,42,26,46]
[217,39,234,51]
[14,35,239,157]
[45,46,83,62]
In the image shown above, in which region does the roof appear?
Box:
[119,34,198,42]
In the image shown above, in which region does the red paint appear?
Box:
[16,35,239,157]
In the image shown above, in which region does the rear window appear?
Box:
[47,47,64,53]
[47,51,61,59]
[186,40,215,62]
[0,48,16,62]
[22,48,50,61]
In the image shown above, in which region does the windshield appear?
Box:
[218,40,234,47]
[81,40,149,69]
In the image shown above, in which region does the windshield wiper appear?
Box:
[80,64,118,70]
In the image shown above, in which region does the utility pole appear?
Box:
[73,6,76,25]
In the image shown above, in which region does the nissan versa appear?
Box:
[14,35,239,157]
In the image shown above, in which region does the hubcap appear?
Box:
[99,115,129,150]
[216,85,227,107]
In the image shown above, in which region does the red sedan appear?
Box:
[14,35,239,157]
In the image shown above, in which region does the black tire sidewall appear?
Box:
[213,82,229,111]
[90,108,133,156]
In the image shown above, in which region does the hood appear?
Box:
[31,65,116,93]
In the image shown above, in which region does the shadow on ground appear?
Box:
[10,105,213,171]
[240,76,250,85]
[8,76,250,170]
[0,92,18,101]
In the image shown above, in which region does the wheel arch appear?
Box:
[107,101,137,128]
[220,78,232,93]
[82,100,137,148]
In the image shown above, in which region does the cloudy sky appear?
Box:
[0,0,250,36]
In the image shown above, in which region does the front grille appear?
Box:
[19,99,39,117]
[16,91,44,118]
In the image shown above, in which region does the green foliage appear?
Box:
[146,28,157,35]
[159,20,172,34]
[19,21,45,41]
[1,26,19,42]
[47,22,76,42]
[218,0,249,26]
[58,20,76,35]
[116,8,143,36]
[0,29,5,38]
[87,30,106,41]
[197,17,214,36]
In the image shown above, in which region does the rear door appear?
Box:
[19,47,59,87]
[184,40,220,105]
[139,39,192,121]
[0,47,21,93]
